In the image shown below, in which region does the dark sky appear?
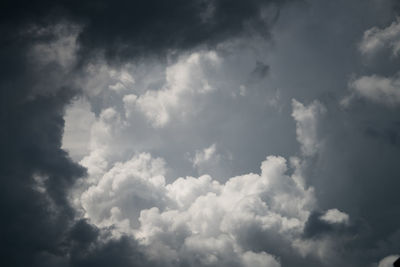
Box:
[1,0,400,266]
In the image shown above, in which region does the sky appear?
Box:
[1,0,400,266]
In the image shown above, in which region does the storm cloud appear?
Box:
[2,0,400,266]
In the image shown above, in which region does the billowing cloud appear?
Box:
[79,152,316,266]
[76,99,352,266]
[360,17,400,56]
[1,0,290,265]
[5,0,400,266]
[131,51,220,127]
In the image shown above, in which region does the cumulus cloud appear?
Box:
[81,153,167,231]
[344,18,400,108]
[360,17,400,56]
[348,74,400,106]
[76,98,344,266]
[79,152,316,266]
[0,0,302,266]
[131,51,220,127]
[291,99,326,156]
[320,209,350,225]
[7,1,400,266]
[79,107,126,179]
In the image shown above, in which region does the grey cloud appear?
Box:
[2,0,290,63]
[1,0,294,266]
[4,0,400,267]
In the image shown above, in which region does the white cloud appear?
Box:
[348,74,400,106]
[343,18,400,108]
[192,143,219,167]
[80,153,167,231]
[79,107,124,179]
[241,251,281,267]
[360,17,400,56]
[75,62,137,97]
[320,209,350,225]
[123,94,138,118]
[291,99,326,156]
[378,255,400,267]
[108,70,135,93]
[131,51,221,127]
[62,98,96,161]
[67,96,356,266]
[79,152,315,266]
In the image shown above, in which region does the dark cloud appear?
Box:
[3,0,400,266]
[0,32,83,265]
[2,0,289,64]
[0,1,290,266]
[67,221,154,267]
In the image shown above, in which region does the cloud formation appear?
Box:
[80,151,316,266]
[360,17,400,56]
[76,99,351,266]
[4,0,400,267]
[349,74,400,106]
[131,51,220,127]
[0,0,291,266]
[291,99,326,156]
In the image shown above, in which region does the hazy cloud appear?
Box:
[360,17,400,56]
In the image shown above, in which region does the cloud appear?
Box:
[360,17,400,56]
[0,22,87,266]
[344,17,400,108]
[348,74,400,106]
[291,99,326,156]
[131,51,220,127]
[78,107,125,179]
[80,153,167,231]
[77,99,339,266]
[0,0,299,266]
[2,0,285,64]
[191,143,220,169]
[378,255,400,267]
[62,98,96,161]
[79,152,315,266]
[6,1,400,266]
[320,209,350,225]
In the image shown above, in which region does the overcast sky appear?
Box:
[2,0,400,266]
